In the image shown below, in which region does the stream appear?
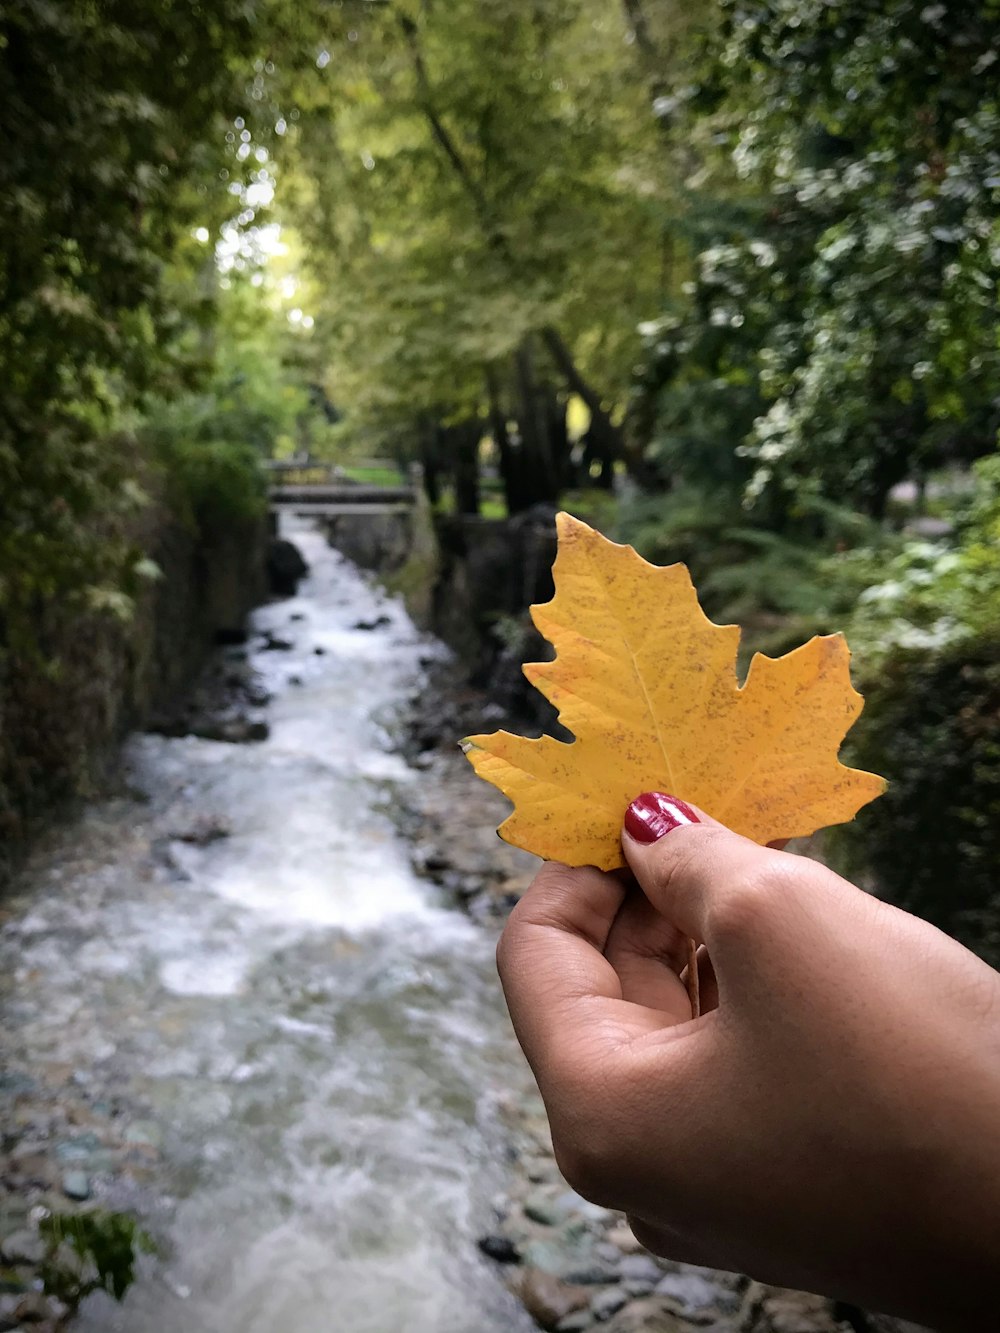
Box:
[0,522,535,1332]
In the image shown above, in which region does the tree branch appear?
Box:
[540,326,622,462]
[399,12,623,463]
[397,13,509,258]
[621,0,675,138]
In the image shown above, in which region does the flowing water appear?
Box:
[0,522,535,1332]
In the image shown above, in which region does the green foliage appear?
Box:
[38,1209,154,1313]
[635,0,1000,517]
[830,636,1000,969]
[0,0,269,650]
[265,0,673,509]
[612,485,889,652]
[139,278,330,529]
[840,455,1000,663]
[157,438,266,528]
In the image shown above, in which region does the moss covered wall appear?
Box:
[0,506,267,882]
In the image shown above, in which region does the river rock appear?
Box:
[654,1270,731,1313]
[173,816,231,846]
[477,1233,520,1263]
[193,718,270,744]
[751,1288,850,1331]
[1,1228,45,1264]
[563,1263,621,1286]
[556,1312,595,1332]
[616,1255,662,1285]
[0,1295,22,1333]
[62,1169,90,1200]
[605,1222,643,1255]
[524,1189,566,1227]
[267,539,309,597]
[55,1133,101,1162]
[521,1238,577,1277]
[590,1287,628,1322]
[124,1120,163,1149]
[621,1280,655,1299]
[512,1269,591,1331]
[602,1298,691,1333]
[11,1292,56,1324]
[3,1151,54,1189]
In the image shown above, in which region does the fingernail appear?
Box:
[624,792,700,844]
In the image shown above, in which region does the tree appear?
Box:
[0,0,267,643]
[263,0,670,511]
[634,0,1000,518]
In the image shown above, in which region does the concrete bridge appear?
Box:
[264,459,420,517]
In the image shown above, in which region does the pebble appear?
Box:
[12,1292,56,1324]
[755,1289,854,1332]
[557,1312,596,1332]
[0,1228,45,1265]
[55,1132,101,1161]
[477,1233,520,1263]
[590,1287,629,1322]
[564,1263,621,1286]
[62,1169,91,1200]
[654,1271,730,1313]
[521,1238,578,1277]
[621,1280,655,1299]
[617,1255,663,1285]
[605,1222,643,1255]
[124,1120,163,1148]
[524,1190,566,1227]
[514,1268,591,1331]
[601,1297,690,1332]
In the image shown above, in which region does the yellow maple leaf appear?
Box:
[463,512,887,871]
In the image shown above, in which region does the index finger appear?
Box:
[496,862,674,1088]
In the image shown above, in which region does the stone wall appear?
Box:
[0,506,267,881]
[322,485,441,630]
[323,500,561,729]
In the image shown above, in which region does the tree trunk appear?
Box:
[486,366,532,515]
[543,387,572,489]
[418,417,441,506]
[451,420,482,516]
[540,326,625,478]
[515,338,559,505]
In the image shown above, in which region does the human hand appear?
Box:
[496,793,1000,1331]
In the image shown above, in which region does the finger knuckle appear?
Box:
[709,863,782,943]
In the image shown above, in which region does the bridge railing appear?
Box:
[265,459,422,517]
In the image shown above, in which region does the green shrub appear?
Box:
[158,436,267,530]
[828,454,1000,962]
[832,636,1000,968]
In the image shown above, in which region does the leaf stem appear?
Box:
[685,937,700,1019]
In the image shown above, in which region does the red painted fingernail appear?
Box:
[624,792,700,844]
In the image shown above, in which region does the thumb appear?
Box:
[621,792,782,956]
